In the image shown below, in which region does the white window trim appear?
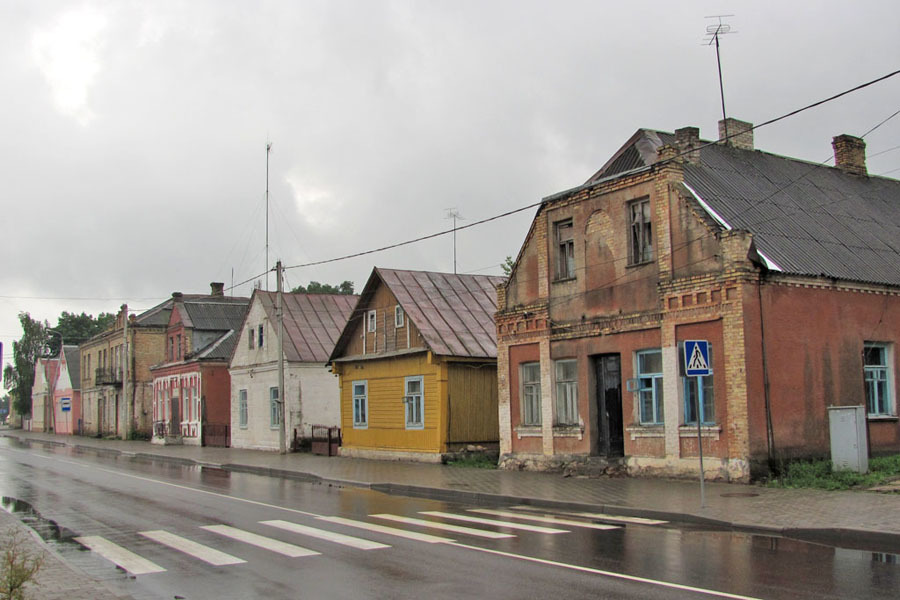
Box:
[238,389,248,428]
[404,375,424,430]
[864,342,895,418]
[352,380,368,429]
[367,310,377,333]
[554,359,578,426]
[269,386,280,429]
[395,305,405,328]
[520,362,541,427]
[636,349,664,425]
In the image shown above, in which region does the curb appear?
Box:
[5,432,900,553]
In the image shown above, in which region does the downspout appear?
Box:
[757,271,776,474]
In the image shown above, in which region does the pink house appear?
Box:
[53,345,82,435]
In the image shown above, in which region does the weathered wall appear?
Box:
[447,362,498,444]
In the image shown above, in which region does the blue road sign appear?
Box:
[60,398,72,412]
[684,340,711,376]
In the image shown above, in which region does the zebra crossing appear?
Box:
[74,506,667,576]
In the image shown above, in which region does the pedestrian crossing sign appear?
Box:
[684,340,711,376]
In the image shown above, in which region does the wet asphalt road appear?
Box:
[0,437,897,600]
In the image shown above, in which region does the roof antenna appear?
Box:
[444,208,465,274]
[266,139,273,291]
[703,15,737,141]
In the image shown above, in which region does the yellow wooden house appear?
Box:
[329,268,506,462]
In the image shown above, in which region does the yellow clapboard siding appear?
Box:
[447,363,499,443]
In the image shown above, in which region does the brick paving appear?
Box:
[2,428,899,598]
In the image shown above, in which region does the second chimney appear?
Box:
[718,118,754,151]
[210,282,225,296]
[832,134,867,177]
[674,126,701,164]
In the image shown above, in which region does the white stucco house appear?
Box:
[229,290,357,451]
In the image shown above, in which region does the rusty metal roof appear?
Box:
[584,129,900,287]
[181,298,250,331]
[258,291,358,363]
[332,268,506,361]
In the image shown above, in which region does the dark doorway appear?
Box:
[595,354,624,457]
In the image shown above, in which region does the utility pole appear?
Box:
[276,260,286,454]
[266,141,272,291]
[122,305,129,438]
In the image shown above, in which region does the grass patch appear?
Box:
[768,454,900,490]
[444,455,498,469]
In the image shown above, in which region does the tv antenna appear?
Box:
[265,140,273,291]
[703,15,737,140]
[444,208,465,274]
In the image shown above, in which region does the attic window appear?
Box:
[395,305,404,328]
[258,324,264,348]
[248,326,255,349]
[367,310,377,333]
[628,198,653,265]
[555,219,575,280]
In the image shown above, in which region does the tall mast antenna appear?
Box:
[266,140,272,291]
[444,208,465,274]
[704,15,737,140]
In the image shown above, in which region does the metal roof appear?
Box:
[63,345,80,389]
[589,129,900,287]
[333,268,506,360]
[181,298,250,331]
[258,291,358,363]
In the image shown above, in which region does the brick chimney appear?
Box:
[674,126,701,164]
[210,282,225,296]
[172,292,183,300]
[832,134,867,177]
[718,118,754,151]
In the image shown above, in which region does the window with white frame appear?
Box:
[269,386,281,428]
[239,389,248,428]
[404,376,424,429]
[193,385,201,422]
[637,349,664,424]
[367,310,377,333]
[629,198,653,264]
[395,305,404,328]
[352,381,368,428]
[555,360,578,425]
[555,219,575,279]
[520,362,541,426]
[683,343,714,425]
[864,342,894,417]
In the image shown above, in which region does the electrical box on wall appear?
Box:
[827,405,869,473]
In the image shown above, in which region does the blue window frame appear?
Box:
[352,381,368,428]
[636,349,664,425]
[269,386,280,428]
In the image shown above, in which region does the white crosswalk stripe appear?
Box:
[200,525,320,558]
[469,509,620,530]
[74,536,166,575]
[138,530,246,566]
[261,520,391,550]
[510,505,668,525]
[419,511,569,534]
[316,515,453,544]
[371,514,515,539]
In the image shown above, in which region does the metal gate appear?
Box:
[310,425,341,456]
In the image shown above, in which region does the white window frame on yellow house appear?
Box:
[404,375,424,429]
[367,310,377,333]
[352,380,368,428]
[395,305,405,328]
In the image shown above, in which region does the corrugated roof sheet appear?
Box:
[258,291,358,363]
[588,129,900,287]
[181,298,250,331]
[374,268,506,359]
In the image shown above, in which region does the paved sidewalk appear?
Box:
[0,507,129,600]
[4,429,900,555]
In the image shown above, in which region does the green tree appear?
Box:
[48,311,115,355]
[2,313,48,418]
[501,256,515,276]
[291,281,355,295]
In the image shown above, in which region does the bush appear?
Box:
[0,527,44,600]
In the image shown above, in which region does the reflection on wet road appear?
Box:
[1,437,897,600]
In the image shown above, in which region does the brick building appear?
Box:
[497,119,900,481]
[81,284,236,439]
[149,285,249,446]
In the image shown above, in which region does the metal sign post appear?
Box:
[684,340,711,508]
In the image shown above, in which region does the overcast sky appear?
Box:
[2,0,899,374]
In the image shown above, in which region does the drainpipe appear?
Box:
[757,274,776,474]
[122,305,129,439]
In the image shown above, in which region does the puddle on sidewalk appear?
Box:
[1,496,78,546]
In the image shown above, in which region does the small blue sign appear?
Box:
[684,340,711,377]
[60,398,72,412]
